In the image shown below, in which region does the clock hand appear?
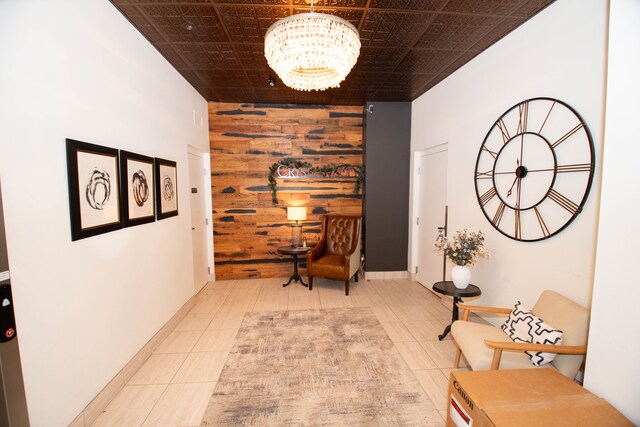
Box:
[506,159,521,197]
[506,175,518,197]
[516,174,522,209]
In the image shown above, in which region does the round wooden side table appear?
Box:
[432,281,481,340]
[277,246,312,287]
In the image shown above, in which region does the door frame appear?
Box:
[408,143,448,281]
[187,145,215,283]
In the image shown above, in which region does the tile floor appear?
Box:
[90,277,474,426]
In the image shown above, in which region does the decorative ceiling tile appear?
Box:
[109,0,556,104]
[355,47,408,73]
[381,72,437,93]
[178,69,208,87]
[441,0,524,16]
[371,90,413,102]
[245,68,282,87]
[360,11,436,47]
[214,0,287,5]
[511,0,554,17]
[293,0,368,7]
[333,91,377,105]
[173,43,241,69]
[341,70,389,92]
[154,43,189,69]
[234,44,270,69]
[294,91,336,105]
[193,86,219,102]
[292,8,363,27]
[138,4,228,43]
[369,0,447,11]
[439,50,480,75]
[414,13,502,50]
[198,70,252,87]
[253,89,298,104]
[394,49,462,74]
[115,0,210,3]
[219,6,290,43]
[470,17,526,52]
[212,87,257,102]
[116,4,165,43]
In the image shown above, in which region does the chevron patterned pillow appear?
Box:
[501,301,564,366]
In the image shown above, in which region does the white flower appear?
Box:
[434,229,489,266]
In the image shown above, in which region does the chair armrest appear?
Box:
[456,303,511,321]
[484,339,588,370]
[307,240,326,263]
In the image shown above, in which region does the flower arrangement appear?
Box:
[434,229,489,266]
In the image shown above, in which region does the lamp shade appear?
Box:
[287,206,307,222]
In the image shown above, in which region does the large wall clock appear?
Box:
[474,97,595,242]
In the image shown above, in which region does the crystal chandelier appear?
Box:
[264,2,360,92]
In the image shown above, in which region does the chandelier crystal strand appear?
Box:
[264,9,360,92]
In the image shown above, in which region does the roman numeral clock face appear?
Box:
[475,98,595,242]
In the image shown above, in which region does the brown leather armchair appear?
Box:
[307,215,362,296]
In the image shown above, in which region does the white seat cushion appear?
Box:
[451,321,555,372]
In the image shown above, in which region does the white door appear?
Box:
[188,152,209,293]
[415,145,448,288]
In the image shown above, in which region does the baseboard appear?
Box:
[72,293,198,426]
[364,271,409,280]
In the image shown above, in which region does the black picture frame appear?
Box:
[66,138,121,241]
[154,157,179,220]
[119,150,156,227]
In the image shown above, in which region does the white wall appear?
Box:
[0,1,209,425]
[409,0,608,310]
[584,0,640,423]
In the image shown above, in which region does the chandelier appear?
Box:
[264,3,360,92]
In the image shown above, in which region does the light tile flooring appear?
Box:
[91,277,473,426]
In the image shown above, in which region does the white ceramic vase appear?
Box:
[451,265,471,289]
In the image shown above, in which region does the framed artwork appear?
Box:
[66,138,121,241]
[154,157,179,220]
[120,150,155,227]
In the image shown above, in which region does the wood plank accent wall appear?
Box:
[209,103,364,280]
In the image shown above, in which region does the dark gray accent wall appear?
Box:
[364,102,411,272]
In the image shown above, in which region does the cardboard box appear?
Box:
[446,368,633,427]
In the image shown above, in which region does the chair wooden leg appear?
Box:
[345,278,349,296]
[490,349,503,370]
[355,273,359,282]
[454,347,462,368]
[309,276,313,290]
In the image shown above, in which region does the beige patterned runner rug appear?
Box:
[201,307,442,426]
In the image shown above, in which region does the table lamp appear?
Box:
[287,206,306,247]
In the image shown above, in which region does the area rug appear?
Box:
[201,307,442,426]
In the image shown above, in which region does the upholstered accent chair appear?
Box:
[306,215,362,296]
[451,290,589,379]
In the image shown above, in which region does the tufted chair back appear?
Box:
[326,216,358,256]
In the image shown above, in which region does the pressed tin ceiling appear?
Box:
[110,0,555,105]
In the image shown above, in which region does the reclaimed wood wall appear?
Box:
[209,103,364,280]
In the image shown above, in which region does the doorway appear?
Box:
[412,144,448,288]
[188,150,209,293]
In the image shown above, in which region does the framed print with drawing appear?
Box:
[66,138,121,241]
[154,157,178,220]
[120,150,155,227]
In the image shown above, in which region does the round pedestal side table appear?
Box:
[432,281,481,341]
